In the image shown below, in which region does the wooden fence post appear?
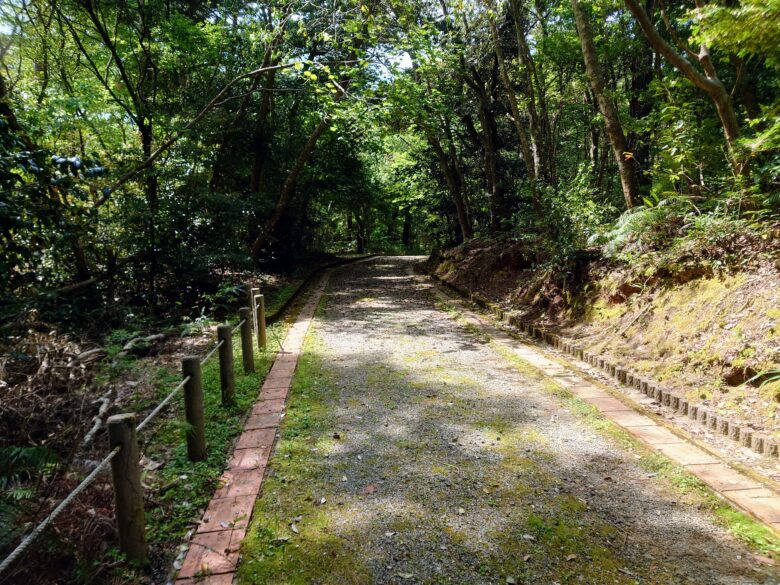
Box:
[239,307,254,373]
[217,324,235,405]
[107,413,147,564]
[182,356,206,461]
[250,287,260,342]
[256,293,267,349]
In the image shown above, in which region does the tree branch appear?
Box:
[94,62,299,206]
[624,0,718,93]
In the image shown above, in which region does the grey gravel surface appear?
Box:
[252,257,779,585]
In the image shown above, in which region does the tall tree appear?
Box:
[624,0,748,179]
[571,0,640,209]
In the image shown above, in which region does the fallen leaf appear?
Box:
[457,507,465,515]
[523,555,531,562]
[506,577,517,584]
[290,523,299,534]
[565,554,578,561]
[397,573,415,580]
[522,534,536,541]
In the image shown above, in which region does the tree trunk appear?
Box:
[249,114,331,257]
[249,67,278,193]
[624,0,748,180]
[0,73,34,149]
[628,0,655,194]
[465,64,508,232]
[572,0,640,209]
[139,121,158,299]
[488,16,541,216]
[731,57,761,121]
[428,133,474,241]
[509,0,555,185]
[401,209,412,247]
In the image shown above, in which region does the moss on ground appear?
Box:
[143,319,287,546]
[435,293,780,560]
[237,332,370,585]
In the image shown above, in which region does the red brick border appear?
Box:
[174,274,331,583]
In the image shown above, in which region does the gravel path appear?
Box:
[241,257,779,585]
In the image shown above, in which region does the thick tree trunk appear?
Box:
[428,133,474,241]
[572,0,640,209]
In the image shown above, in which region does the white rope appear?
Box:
[0,445,121,577]
[200,339,224,365]
[0,311,247,575]
[135,376,190,433]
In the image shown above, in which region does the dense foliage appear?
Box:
[0,0,778,580]
[1,0,778,332]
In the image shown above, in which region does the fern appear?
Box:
[763,191,780,209]
[0,446,56,552]
[0,446,58,489]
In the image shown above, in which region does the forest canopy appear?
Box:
[0,0,778,330]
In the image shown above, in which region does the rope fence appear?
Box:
[200,339,224,366]
[0,286,268,577]
[136,376,191,433]
[0,445,122,576]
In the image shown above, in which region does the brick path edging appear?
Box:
[172,273,332,584]
[428,272,778,460]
